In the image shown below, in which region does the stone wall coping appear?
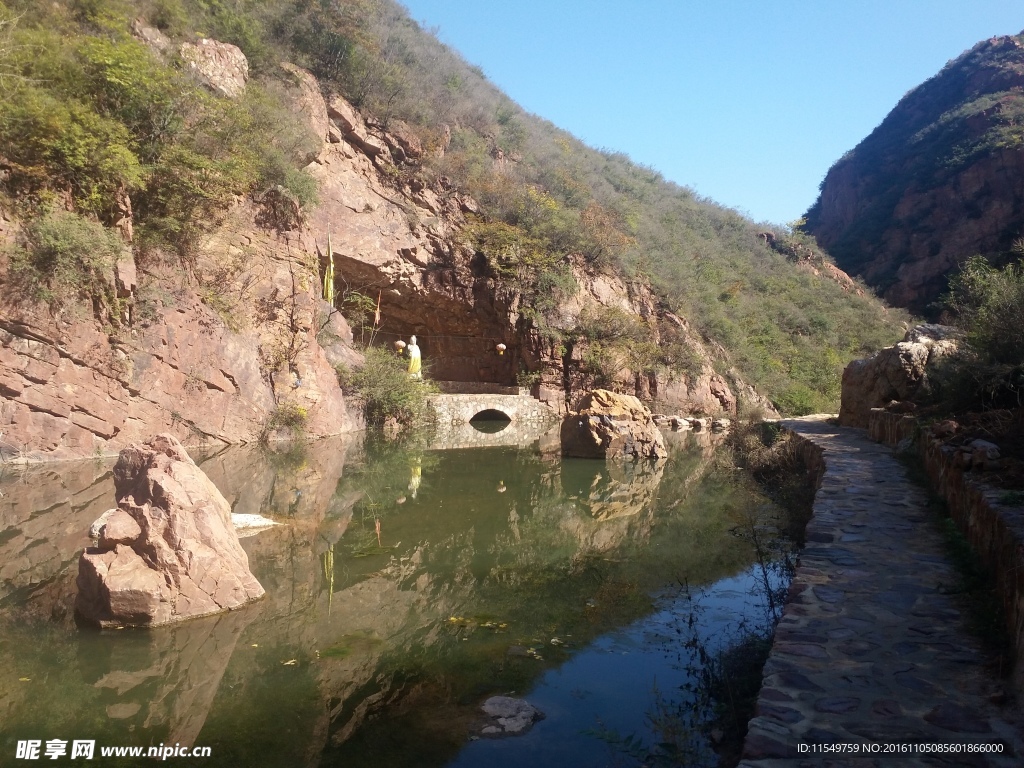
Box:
[431,380,527,396]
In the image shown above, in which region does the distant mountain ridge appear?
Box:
[805,30,1024,314]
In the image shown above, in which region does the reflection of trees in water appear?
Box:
[320,442,783,768]
[336,436,442,516]
[595,480,799,768]
[0,432,788,768]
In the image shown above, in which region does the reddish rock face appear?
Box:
[805,33,1024,313]
[560,389,667,460]
[0,43,754,462]
[76,435,264,628]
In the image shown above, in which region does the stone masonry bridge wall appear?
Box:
[428,421,559,451]
[427,393,557,426]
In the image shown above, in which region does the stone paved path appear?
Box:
[739,416,1023,768]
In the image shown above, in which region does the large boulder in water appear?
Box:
[560,389,667,460]
[76,434,264,628]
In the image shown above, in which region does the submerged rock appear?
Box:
[560,389,667,460]
[480,696,544,736]
[76,434,265,628]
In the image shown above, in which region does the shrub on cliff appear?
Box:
[466,218,580,343]
[0,85,146,216]
[341,347,437,431]
[566,307,650,390]
[943,255,1024,407]
[8,209,123,310]
[259,401,308,444]
[0,4,318,263]
[0,25,173,215]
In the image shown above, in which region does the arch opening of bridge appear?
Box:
[469,408,512,433]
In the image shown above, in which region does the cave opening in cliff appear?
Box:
[469,409,512,433]
[330,257,518,386]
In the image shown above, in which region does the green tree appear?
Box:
[943,254,1024,405]
[343,347,437,430]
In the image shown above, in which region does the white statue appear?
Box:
[406,335,422,380]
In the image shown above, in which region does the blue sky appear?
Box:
[399,0,1023,225]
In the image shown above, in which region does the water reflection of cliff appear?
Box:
[0,429,755,767]
[0,460,114,622]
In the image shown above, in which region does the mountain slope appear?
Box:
[0,0,905,459]
[805,30,1024,313]
[168,0,905,411]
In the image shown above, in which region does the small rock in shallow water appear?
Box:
[480,696,544,736]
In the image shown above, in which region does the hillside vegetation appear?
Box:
[0,0,905,415]
[941,252,1024,411]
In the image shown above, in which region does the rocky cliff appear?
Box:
[805,31,1024,313]
[0,33,750,462]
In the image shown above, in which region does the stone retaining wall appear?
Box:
[866,409,918,446]
[742,417,1023,765]
[867,408,1024,691]
[783,422,827,493]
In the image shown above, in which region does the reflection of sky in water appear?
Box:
[449,567,783,768]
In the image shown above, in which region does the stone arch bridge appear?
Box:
[427,382,557,425]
